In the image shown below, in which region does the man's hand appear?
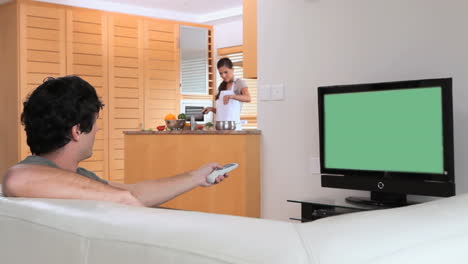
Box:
[190,163,229,187]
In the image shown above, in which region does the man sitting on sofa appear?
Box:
[2,76,228,207]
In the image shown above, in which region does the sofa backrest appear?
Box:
[1,188,467,264]
[0,196,311,264]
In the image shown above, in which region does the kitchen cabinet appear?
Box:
[18,3,68,163]
[108,14,144,182]
[243,0,257,79]
[66,7,109,179]
[143,19,179,128]
[0,2,20,178]
[0,0,213,182]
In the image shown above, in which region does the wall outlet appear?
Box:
[258,84,271,101]
[271,84,285,101]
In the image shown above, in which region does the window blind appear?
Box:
[181,58,208,94]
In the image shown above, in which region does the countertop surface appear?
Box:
[124,129,261,135]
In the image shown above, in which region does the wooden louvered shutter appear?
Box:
[66,8,109,180]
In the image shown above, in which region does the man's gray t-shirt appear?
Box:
[18,156,108,185]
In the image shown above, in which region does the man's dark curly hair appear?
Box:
[21,76,104,155]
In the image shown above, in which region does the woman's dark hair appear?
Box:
[215,57,234,100]
[21,75,104,155]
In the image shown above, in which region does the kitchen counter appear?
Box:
[124,130,260,217]
[123,129,261,135]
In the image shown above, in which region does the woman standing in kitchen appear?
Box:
[203,57,251,130]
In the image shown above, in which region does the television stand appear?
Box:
[346,191,408,207]
[287,196,409,223]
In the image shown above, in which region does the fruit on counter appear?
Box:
[164,113,176,120]
[177,113,186,120]
[156,125,166,131]
[205,122,213,128]
[197,124,204,130]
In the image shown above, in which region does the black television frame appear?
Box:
[318,78,455,206]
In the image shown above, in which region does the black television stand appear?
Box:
[287,194,412,223]
[287,198,381,222]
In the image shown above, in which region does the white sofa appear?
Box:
[1,184,467,264]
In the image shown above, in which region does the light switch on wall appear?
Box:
[271,84,285,101]
[258,84,271,101]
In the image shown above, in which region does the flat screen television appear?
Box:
[318,78,455,206]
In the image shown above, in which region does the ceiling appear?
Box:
[35,0,242,24]
[100,0,241,14]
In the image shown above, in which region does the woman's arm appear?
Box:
[226,87,251,103]
[203,107,216,114]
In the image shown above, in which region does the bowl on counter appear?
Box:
[215,121,236,130]
[165,119,186,130]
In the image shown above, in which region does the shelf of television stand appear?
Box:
[287,198,391,222]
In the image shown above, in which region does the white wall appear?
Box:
[258,0,468,221]
[213,17,243,50]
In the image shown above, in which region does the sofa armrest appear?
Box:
[296,194,468,264]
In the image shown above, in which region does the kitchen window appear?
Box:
[180,25,209,95]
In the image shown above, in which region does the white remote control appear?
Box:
[206,163,239,184]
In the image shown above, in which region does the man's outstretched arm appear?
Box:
[110,163,226,207]
[2,163,226,208]
[2,164,144,207]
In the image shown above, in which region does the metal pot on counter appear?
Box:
[215,121,236,130]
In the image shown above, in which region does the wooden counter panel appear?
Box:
[124,134,260,217]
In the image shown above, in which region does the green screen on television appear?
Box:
[324,87,444,174]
